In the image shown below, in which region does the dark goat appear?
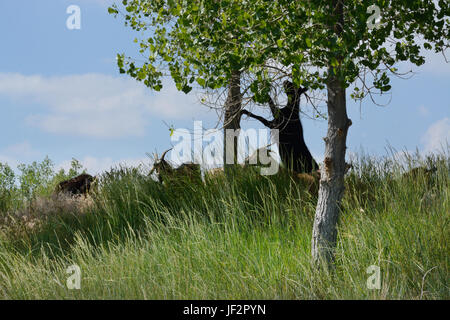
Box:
[55,174,95,196]
[150,149,201,184]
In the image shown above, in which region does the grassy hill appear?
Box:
[0,151,448,299]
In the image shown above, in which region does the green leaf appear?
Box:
[108,7,118,15]
[197,78,206,87]
[330,57,339,67]
[277,39,283,48]
[382,85,391,92]
[305,38,312,48]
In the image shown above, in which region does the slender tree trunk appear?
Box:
[311,76,351,266]
[223,71,242,172]
[311,0,351,267]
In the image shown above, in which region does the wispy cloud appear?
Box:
[0,73,204,138]
[421,117,450,154]
[417,105,430,117]
[0,142,42,168]
[0,155,19,168]
[2,142,40,158]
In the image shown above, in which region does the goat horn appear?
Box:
[160,148,173,161]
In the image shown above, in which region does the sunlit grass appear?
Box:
[0,150,448,299]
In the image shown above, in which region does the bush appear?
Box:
[0,162,16,212]
[0,157,87,214]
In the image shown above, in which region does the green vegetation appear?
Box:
[0,151,448,299]
[0,157,85,212]
[110,0,449,266]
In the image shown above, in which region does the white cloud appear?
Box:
[421,118,450,154]
[417,105,430,117]
[0,142,42,168]
[2,142,40,158]
[0,73,205,138]
[0,155,19,168]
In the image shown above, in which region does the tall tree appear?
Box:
[109,1,255,168]
[111,0,449,267]
[109,1,321,171]
[109,1,322,173]
[251,0,448,267]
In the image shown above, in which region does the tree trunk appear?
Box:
[311,75,351,267]
[311,0,351,269]
[276,109,318,173]
[242,81,318,173]
[223,71,242,172]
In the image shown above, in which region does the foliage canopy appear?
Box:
[110,0,449,102]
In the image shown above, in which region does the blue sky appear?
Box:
[0,0,449,174]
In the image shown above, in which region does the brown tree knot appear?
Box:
[337,128,344,137]
[324,157,333,177]
[347,118,353,128]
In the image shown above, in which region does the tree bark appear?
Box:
[311,76,351,267]
[242,81,318,173]
[223,71,242,172]
[311,0,351,267]
[275,83,318,173]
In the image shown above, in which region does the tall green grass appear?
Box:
[0,151,448,299]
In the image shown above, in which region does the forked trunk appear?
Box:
[241,81,318,173]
